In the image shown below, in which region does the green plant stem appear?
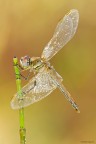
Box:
[13,57,26,144]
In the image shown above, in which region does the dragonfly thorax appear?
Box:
[31,57,44,70]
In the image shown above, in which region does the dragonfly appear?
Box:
[11,9,80,113]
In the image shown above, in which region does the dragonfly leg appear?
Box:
[20,74,28,80]
[17,64,24,71]
[20,71,32,80]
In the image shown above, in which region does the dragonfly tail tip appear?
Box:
[76,109,80,113]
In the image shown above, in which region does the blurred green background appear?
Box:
[0,0,96,144]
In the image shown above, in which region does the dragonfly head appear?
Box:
[20,55,32,69]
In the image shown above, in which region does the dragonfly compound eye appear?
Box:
[20,56,31,68]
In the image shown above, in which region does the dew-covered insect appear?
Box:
[11,9,80,113]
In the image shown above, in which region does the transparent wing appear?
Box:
[41,9,79,61]
[49,66,80,113]
[11,67,62,109]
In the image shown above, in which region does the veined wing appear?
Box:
[48,66,80,113]
[11,67,62,109]
[41,9,79,61]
